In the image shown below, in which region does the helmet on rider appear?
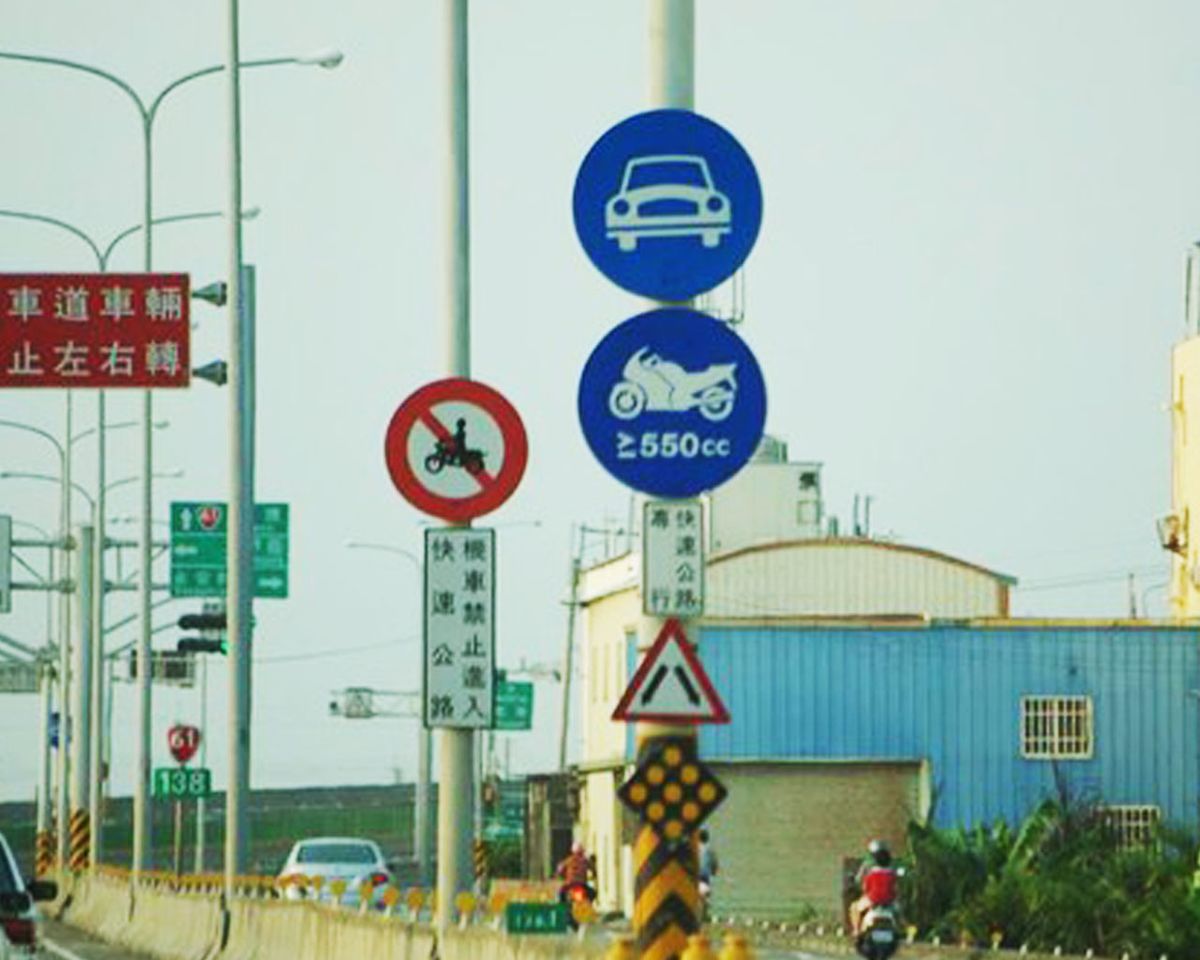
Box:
[867,839,891,867]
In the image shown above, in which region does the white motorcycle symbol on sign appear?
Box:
[608,347,738,422]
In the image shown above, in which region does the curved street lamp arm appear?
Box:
[345,541,422,571]
[101,211,225,265]
[146,56,301,122]
[0,50,146,116]
[0,471,95,512]
[0,209,102,267]
[0,420,65,464]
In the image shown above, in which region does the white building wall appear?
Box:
[707,540,1009,618]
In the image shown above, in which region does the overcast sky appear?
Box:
[2,1,1199,802]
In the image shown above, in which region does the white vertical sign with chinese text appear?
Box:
[423,527,495,728]
[0,514,10,613]
[642,500,705,617]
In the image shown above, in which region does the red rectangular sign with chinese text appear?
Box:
[0,273,191,388]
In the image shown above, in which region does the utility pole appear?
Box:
[68,524,93,871]
[558,526,582,771]
[435,0,473,935]
[89,395,106,868]
[225,0,254,893]
[57,397,72,872]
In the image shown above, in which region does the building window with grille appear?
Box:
[1099,805,1160,849]
[1020,695,1094,759]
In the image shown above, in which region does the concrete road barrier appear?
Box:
[119,882,223,960]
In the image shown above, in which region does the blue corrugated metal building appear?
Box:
[699,622,1200,828]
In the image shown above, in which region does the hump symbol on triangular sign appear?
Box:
[611,618,730,724]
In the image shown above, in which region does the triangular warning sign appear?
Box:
[611,618,730,724]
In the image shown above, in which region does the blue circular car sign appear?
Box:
[573,109,763,302]
[578,308,767,498]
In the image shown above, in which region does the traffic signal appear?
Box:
[178,612,227,632]
[177,638,227,655]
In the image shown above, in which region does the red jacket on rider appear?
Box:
[556,850,593,887]
[862,866,898,906]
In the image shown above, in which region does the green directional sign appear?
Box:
[152,766,212,799]
[484,790,525,841]
[170,502,289,599]
[504,901,568,934]
[495,679,533,731]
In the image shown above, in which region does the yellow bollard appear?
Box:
[405,888,426,914]
[905,924,917,944]
[572,899,598,928]
[488,890,509,916]
[605,937,638,960]
[456,891,477,924]
[718,932,753,960]
[329,878,347,904]
[681,934,717,960]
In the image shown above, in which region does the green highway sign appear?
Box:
[504,901,568,934]
[495,679,534,731]
[152,766,212,800]
[170,502,289,599]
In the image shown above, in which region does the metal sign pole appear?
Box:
[435,0,474,936]
[69,524,93,873]
[635,6,700,960]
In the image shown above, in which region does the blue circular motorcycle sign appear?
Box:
[578,308,767,498]
[573,109,763,302]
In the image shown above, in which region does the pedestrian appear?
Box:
[698,829,719,897]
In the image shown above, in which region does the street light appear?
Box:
[0,198,244,871]
[0,44,343,878]
[344,540,432,885]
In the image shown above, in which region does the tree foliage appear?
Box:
[900,786,1200,956]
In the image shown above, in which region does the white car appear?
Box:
[0,832,56,955]
[277,837,392,909]
[605,154,732,251]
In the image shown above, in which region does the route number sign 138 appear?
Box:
[153,766,212,800]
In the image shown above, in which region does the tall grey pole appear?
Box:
[36,659,52,870]
[224,0,254,889]
[89,393,106,868]
[55,396,72,870]
[132,112,155,881]
[69,524,93,870]
[195,653,208,873]
[633,5,699,956]
[649,0,694,109]
[557,527,580,770]
[416,720,431,885]
[435,0,474,933]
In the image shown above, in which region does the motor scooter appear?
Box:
[607,346,737,422]
[856,905,900,960]
[559,881,596,930]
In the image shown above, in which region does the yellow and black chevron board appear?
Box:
[68,809,89,872]
[625,732,729,960]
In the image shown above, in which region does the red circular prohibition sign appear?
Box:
[384,378,528,523]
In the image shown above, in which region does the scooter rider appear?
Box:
[556,840,596,901]
[849,840,899,937]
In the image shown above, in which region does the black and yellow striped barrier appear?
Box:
[68,809,90,872]
[35,829,55,877]
[473,838,489,884]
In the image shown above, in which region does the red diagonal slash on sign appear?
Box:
[418,410,498,490]
[384,378,528,524]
